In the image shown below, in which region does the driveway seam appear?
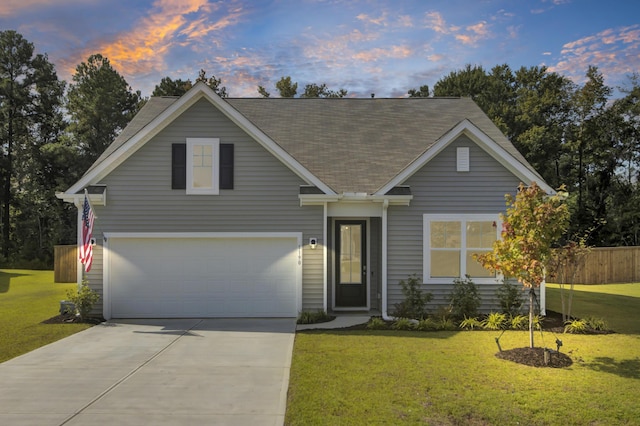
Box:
[58,319,204,426]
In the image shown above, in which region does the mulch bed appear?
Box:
[496,346,573,368]
[41,314,104,324]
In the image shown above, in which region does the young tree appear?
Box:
[547,237,591,322]
[476,182,570,348]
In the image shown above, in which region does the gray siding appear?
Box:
[87,98,324,314]
[387,136,527,313]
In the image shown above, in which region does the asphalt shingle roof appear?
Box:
[85,94,540,194]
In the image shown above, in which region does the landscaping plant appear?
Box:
[475,182,570,348]
[495,281,523,316]
[392,274,432,320]
[66,278,100,321]
[448,275,480,320]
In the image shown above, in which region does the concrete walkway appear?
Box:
[296,315,371,330]
[0,318,295,426]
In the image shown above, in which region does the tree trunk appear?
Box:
[529,288,535,349]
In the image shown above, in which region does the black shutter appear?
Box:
[219,143,234,189]
[171,143,186,189]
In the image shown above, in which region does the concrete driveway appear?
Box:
[0,318,296,426]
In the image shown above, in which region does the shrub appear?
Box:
[367,317,388,330]
[66,279,100,321]
[448,275,481,320]
[584,316,608,331]
[509,314,529,330]
[437,318,457,331]
[482,312,507,330]
[297,310,333,324]
[496,281,523,316]
[392,274,432,320]
[459,316,482,330]
[564,318,588,334]
[391,318,415,331]
[416,317,439,331]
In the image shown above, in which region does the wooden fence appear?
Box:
[54,245,77,283]
[549,246,640,284]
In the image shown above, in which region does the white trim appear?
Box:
[299,193,412,207]
[186,137,220,195]
[422,213,502,284]
[381,200,391,320]
[376,119,554,195]
[102,231,303,320]
[64,82,334,196]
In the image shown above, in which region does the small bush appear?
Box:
[392,274,432,320]
[448,275,481,320]
[297,310,333,324]
[482,312,507,330]
[509,314,529,330]
[496,281,523,316]
[66,279,100,321]
[564,318,588,334]
[416,317,439,331]
[437,318,457,331]
[367,317,388,330]
[584,316,608,331]
[391,318,415,331]
[459,316,482,330]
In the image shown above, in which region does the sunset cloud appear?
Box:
[548,25,640,85]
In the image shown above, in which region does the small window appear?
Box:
[186,138,219,195]
[424,214,499,282]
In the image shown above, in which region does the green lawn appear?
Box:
[0,269,92,363]
[286,284,640,425]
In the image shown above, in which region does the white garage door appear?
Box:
[106,234,300,318]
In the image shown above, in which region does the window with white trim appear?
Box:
[423,214,500,283]
[186,138,219,195]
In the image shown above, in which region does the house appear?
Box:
[57,81,552,320]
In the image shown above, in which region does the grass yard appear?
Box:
[286,284,640,425]
[0,269,92,363]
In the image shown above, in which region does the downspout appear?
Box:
[381,199,395,321]
[323,202,328,312]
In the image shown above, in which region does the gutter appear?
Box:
[380,199,395,321]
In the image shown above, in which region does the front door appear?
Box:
[335,220,367,307]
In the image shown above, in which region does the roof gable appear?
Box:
[65,82,335,195]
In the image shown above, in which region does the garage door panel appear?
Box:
[108,237,298,318]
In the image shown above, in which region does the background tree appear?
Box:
[152,76,193,97]
[407,84,430,97]
[257,85,270,97]
[66,54,142,172]
[301,83,347,98]
[476,183,570,348]
[0,30,66,262]
[152,71,228,98]
[275,76,297,97]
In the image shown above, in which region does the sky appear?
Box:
[2,0,639,98]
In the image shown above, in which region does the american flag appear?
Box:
[79,193,95,272]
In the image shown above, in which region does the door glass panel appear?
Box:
[340,224,361,284]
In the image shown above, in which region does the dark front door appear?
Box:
[335,220,367,307]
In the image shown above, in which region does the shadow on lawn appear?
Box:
[583,356,640,379]
[0,270,28,293]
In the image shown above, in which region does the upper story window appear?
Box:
[186,138,220,195]
[423,214,500,283]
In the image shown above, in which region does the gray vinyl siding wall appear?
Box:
[86,98,324,314]
[387,136,529,313]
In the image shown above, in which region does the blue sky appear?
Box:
[2,0,639,98]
